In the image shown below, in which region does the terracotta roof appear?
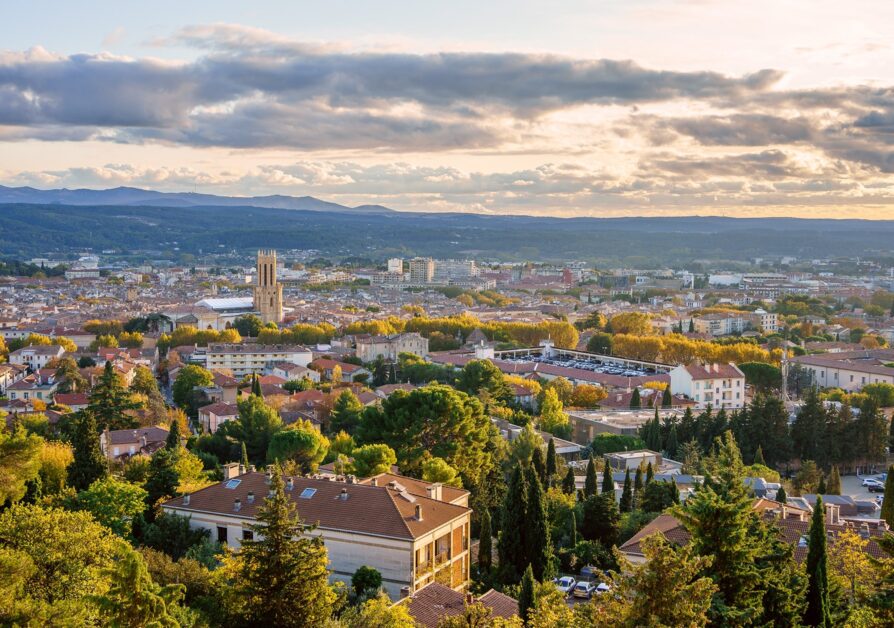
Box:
[164,472,469,541]
[358,472,469,506]
[309,358,364,373]
[198,402,239,416]
[477,589,520,619]
[401,583,518,627]
[53,393,89,406]
[107,426,169,446]
[682,362,745,380]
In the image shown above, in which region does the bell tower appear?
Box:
[253,250,283,324]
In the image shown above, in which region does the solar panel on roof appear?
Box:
[225,479,241,489]
[299,488,317,499]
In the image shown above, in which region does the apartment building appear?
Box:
[409,257,435,284]
[8,344,65,370]
[789,349,894,391]
[669,362,746,409]
[194,343,313,377]
[355,332,430,362]
[162,470,472,598]
[692,309,778,336]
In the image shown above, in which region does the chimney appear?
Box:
[234,498,242,512]
[340,488,349,500]
[426,483,443,502]
[388,481,398,490]
[346,475,355,484]
[286,477,294,491]
[183,494,190,506]
[825,503,840,526]
[370,478,378,487]
[465,592,475,605]
[246,491,255,504]
[399,586,411,600]
[415,504,423,521]
[223,462,240,480]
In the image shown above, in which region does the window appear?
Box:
[217,526,228,545]
[113,447,120,456]
[224,479,242,489]
[299,488,317,499]
[242,530,254,541]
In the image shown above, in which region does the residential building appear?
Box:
[669,362,745,409]
[0,363,27,395]
[399,582,518,626]
[100,426,169,461]
[198,402,240,433]
[789,349,894,391]
[355,332,430,362]
[387,258,404,274]
[605,449,663,472]
[197,344,313,377]
[409,257,435,284]
[308,358,370,383]
[162,471,472,599]
[8,344,65,370]
[5,369,60,403]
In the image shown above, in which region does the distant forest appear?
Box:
[1,202,894,266]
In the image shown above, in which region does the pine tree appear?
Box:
[620,469,633,513]
[662,386,673,408]
[497,464,529,584]
[646,461,654,485]
[804,495,832,627]
[93,550,184,626]
[233,466,336,626]
[562,467,576,495]
[584,455,597,497]
[532,447,546,486]
[817,475,826,496]
[165,418,181,451]
[630,388,642,409]
[881,465,894,528]
[753,444,766,466]
[827,467,841,495]
[602,459,614,496]
[144,448,179,516]
[477,509,492,576]
[775,484,787,504]
[545,438,557,486]
[524,465,553,581]
[67,411,107,491]
[518,565,536,625]
[87,361,140,431]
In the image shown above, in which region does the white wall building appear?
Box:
[669,362,746,409]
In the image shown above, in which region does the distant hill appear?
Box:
[0,185,394,214]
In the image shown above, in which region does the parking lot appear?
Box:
[502,354,657,378]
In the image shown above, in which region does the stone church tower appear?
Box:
[253,250,283,324]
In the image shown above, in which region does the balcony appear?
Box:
[416,551,451,577]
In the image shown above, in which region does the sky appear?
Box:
[2,0,894,218]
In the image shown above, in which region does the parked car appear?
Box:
[595,582,611,594]
[553,576,576,596]
[573,581,597,599]
[863,478,884,487]
[868,482,885,493]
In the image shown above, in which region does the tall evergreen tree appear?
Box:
[570,510,577,547]
[477,509,492,575]
[753,444,766,466]
[662,386,673,408]
[775,484,787,504]
[531,447,546,487]
[602,459,614,495]
[646,461,655,485]
[881,465,894,528]
[241,441,250,471]
[689,318,695,332]
[232,466,336,626]
[562,467,576,495]
[630,388,642,409]
[524,465,553,580]
[584,455,597,498]
[165,418,181,451]
[545,438,557,486]
[518,565,536,625]
[93,550,184,626]
[251,373,263,397]
[497,464,529,584]
[633,466,644,508]
[791,388,829,467]
[581,493,620,547]
[144,448,179,517]
[817,475,826,496]
[67,411,107,491]
[804,495,832,627]
[620,469,633,513]
[666,423,679,459]
[87,361,140,431]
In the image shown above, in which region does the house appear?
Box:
[309,358,371,383]
[399,582,518,626]
[198,402,240,434]
[8,344,65,370]
[0,363,28,395]
[100,426,169,460]
[269,361,321,383]
[374,383,419,399]
[53,392,90,412]
[789,349,894,392]
[605,449,662,472]
[6,369,60,404]
[668,362,745,409]
[162,470,472,599]
[355,332,430,362]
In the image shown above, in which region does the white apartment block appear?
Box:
[196,343,313,377]
[669,362,746,409]
[790,350,894,392]
[409,257,435,284]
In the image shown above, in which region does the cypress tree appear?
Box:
[633,466,644,507]
[477,509,492,575]
[570,510,577,547]
[689,318,695,332]
[666,423,679,459]
[646,461,655,485]
[532,446,546,486]
[562,467,576,495]
[67,411,107,491]
[165,418,181,451]
[241,441,250,471]
[880,465,894,528]
[670,477,680,504]
[524,465,553,581]
[518,565,537,625]
[584,455,597,497]
[620,468,633,512]
[827,467,841,495]
[497,464,529,584]
[804,495,832,628]
[251,374,262,397]
[817,475,826,496]
[630,388,642,409]
[602,459,614,496]
[662,386,672,408]
[753,444,766,466]
[545,438,557,486]
[775,484,787,504]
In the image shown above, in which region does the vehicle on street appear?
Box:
[553,576,576,596]
[573,581,597,599]
[863,478,884,487]
[868,482,885,493]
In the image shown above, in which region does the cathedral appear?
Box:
[253,250,283,324]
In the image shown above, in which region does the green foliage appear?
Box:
[349,443,397,477]
[881,466,894,528]
[141,513,211,561]
[562,467,576,495]
[92,549,185,627]
[144,448,180,514]
[329,389,364,435]
[619,469,633,513]
[351,565,382,597]
[601,459,614,495]
[804,496,833,627]
[477,508,492,575]
[87,361,141,430]
[233,314,264,338]
[524,465,554,581]
[581,493,620,547]
[498,464,529,585]
[0,425,43,505]
[67,410,108,492]
[219,395,283,467]
[266,420,329,473]
[75,476,147,538]
[640,480,678,513]
[455,359,513,405]
[421,456,463,488]
[586,332,613,354]
[584,456,597,498]
[739,362,783,393]
[518,565,537,625]
[172,364,214,411]
[539,387,569,437]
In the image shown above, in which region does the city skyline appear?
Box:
[2,1,894,218]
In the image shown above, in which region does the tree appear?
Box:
[881,465,894,528]
[570,383,607,408]
[645,461,654,485]
[817,474,827,496]
[75,477,147,538]
[477,508,492,575]
[267,420,329,473]
[633,466,643,507]
[87,361,141,430]
[738,362,783,393]
[144,448,180,514]
[220,395,283,467]
[329,389,364,435]
[661,386,672,408]
[93,549,184,627]
[455,359,512,405]
[131,365,167,422]
[590,534,716,628]
[0,425,42,505]
[641,480,678,513]
[141,513,210,560]
[561,467,576,495]
[629,388,641,409]
[586,332,613,354]
[222,467,335,626]
[776,484,787,504]
[349,443,397,477]
[233,314,264,338]
[422,457,463,488]
[531,446,546,486]
[584,455,597,498]
[524,465,553,581]
[497,464,529,584]
[792,388,830,467]
[753,444,766,466]
[805,495,833,627]
[55,356,88,393]
[171,364,214,411]
[351,565,382,597]
[619,469,633,513]
[67,411,107,491]
[538,387,569,436]
[829,528,873,609]
[518,565,537,625]
[251,373,263,397]
[341,593,416,628]
[581,493,620,547]
[602,459,614,495]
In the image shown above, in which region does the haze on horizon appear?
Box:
[2,0,894,219]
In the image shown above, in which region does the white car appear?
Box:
[553,576,576,596]
[595,582,611,594]
[573,581,597,599]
